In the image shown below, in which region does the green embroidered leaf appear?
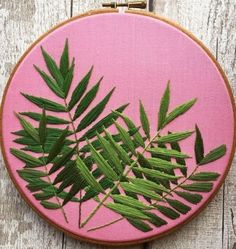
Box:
[194,125,204,164]
[129,178,169,193]
[103,128,131,165]
[148,157,186,170]
[114,121,136,155]
[163,98,197,127]
[73,79,101,120]
[147,147,190,159]
[34,65,64,98]
[27,179,51,192]
[76,87,115,132]
[59,39,69,78]
[158,82,170,130]
[78,104,129,141]
[189,172,220,181]
[20,112,70,125]
[114,111,145,147]
[76,156,104,193]
[17,169,48,179]
[134,167,180,181]
[166,198,191,214]
[53,161,76,185]
[49,147,76,174]
[96,133,123,174]
[68,66,93,110]
[199,145,226,166]
[156,131,194,144]
[156,205,180,219]
[10,148,43,167]
[127,218,153,232]
[143,211,167,227]
[16,114,39,143]
[112,195,152,210]
[181,182,213,192]
[40,200,61,210]
[175,191,202,204]
[41,46,64,88]
[120,182,162,201]
[21,93,66,112]
[139,101,150,139]
[63,58,75,97]
[39,109,47,147]
[87,140,119,181]
[106,203,151,220]
[46,127,69,163]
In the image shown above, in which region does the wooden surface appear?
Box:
[0,0,235,248]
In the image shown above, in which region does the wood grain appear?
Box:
[0,0,235,248]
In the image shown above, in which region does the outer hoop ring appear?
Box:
[0,9,235,246]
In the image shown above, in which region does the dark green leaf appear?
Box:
[60,39,69,78]
[181,182,213,192]
[17,169,48,179]
[199,145,226,166]
[46,127,69,163]
[78,104,129,141]
[156,205,180,219]
[175,191,202,204]
[10,148,43,167]
[34,65,64,98]
[76,87,115,131]
[166,198,191,214]
[139,100,150,139]
[63,59,75,97]
[158,82,170,130]
[143,211,167,227]
[163,98,197,127]
[20,112,70,125]
[73,79,101,120]
[127,218,153,232]
[189,172,220,181]
[156,131,194,144]
[68,66,93,110]
[41,46,64,88]
[21,93,66,112]
[39,109,47,147]
[194,125,204,164]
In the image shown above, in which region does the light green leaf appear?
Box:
[39,109,47,147]
[87,140,119,181]
[189,172,220,181]
[40,200,61,210]
[78,104,129,141]
[163,98,197,127]
[60,39,69,78]
[73,79,101,120]
[76,156,104,193]
[181,182,213,192]
[158,82,170,130]
[106,202,151,220]
[68,66,93,110]
[114,121,136,155]
[199,145,226,166]
[120,182,162,201]
[194,125,204,164]
[34,65,64,98]
[21,93,66,112]
[10,148,43,167]
[20,112,70,125]
[166,198,191,214]
[175,191,202,204]
[147,147,190,159]
[156,131,194,144]
[46,127,69,163]
[76,87,115,131]
[148,157,185,170]
[139,100,150,139]
[112,195,152,210]
[41,47,64,88]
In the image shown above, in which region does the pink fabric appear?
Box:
[1,12,235,243]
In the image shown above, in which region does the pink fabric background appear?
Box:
[1,12,235,243]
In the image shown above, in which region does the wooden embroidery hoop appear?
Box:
[0,7,235,246]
